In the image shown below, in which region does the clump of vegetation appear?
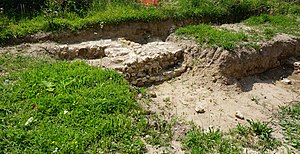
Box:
[175,14,300,50]
[0,53,173,153]
[182,120,280,154]
[0,0,46,17]
[232,119,280,151]
[176,24,249,50]
[278,102,300,149]
[244,14,300,40]
[182,126,240,153]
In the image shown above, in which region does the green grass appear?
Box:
[182,120,280,154]
[244,14,300,40]
[278,102,300,149]
[1,0,299,44]
[0,53,173,153]
[182,126,240,153]
[231,120,280,151]
[175,14,300,50]
[176,24,250,50]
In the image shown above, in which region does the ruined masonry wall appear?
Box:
[47,38,187,86]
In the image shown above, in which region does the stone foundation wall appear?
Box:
[28,38,187,86]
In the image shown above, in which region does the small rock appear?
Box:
[195,105,205,113]
[212,77,217,83]
[4,80,10,85]
[242,148,259,154]
[53,147,59,153]
[293,61,300,68]
[148,92,157,98]
[25,117,34,126]
[235,111,244,120]
[281,78,292,85]
[131,80,138,85]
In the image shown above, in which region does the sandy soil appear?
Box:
[146,63,300,131]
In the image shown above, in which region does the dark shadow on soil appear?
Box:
[238,63,296,92]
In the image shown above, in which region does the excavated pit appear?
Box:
[1,32,300,87]
[1,18,300,87]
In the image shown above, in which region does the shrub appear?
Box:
[0,0,46,17]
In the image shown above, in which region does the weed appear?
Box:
[278,102,300,149]
[231,119,280,151]
[145,114,176,146]
[163,97,171,102]
[251,96,259,104]
[247,119,273,140]
[182,126,240,153]
[235,123,250,136]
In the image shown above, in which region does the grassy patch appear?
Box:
[278,102,300,149]
[176,14,300,50]
[231,120,280,151]
[182,120,280,153]
[176,24,249,50]
[182,126,240,153]
[0,53,173,153]
[244,14,300,40]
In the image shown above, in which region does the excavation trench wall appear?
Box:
[2,18,208,46]
[2,33,299,86]
[2,9,266,47]
[168,34,300,79]
[220,35,300,78]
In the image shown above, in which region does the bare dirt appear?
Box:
[146,63,300,131]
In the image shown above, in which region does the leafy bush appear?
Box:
[0,0,94,17]
[0,0,46,17]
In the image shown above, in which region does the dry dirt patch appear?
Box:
[146,64,300,131]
